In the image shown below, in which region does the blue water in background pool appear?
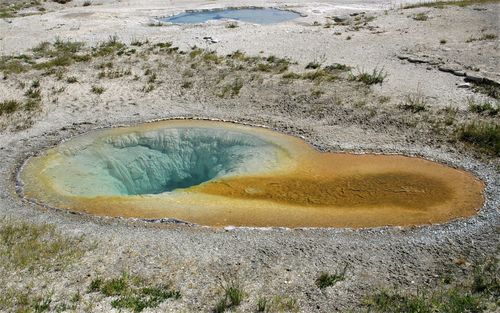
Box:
[161,8,301,24]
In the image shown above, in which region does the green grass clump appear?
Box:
[467,98,499,116]
[305,62,321,69]
[31,39,89,70]
[0,0,42,18]
[0,57,29,74]
[282,72,302,80]
[399,93,427,113]
[202,51,223,64]
[0,222,84,271]
[88,272,181,313]
[254,56,290,73]
[301,69,338,82]
[366,258,499,313]
[325,63,352,71]
[466,33,498,43]
[217,78,244,98]
[457,121,500,155]
[366,289,483,313]
[213,279,246,312]
[256,295,299,313]
[0,100,21,115]
[91,85,105,94]
[413,13,429,21]
[350,68,386,85]
[403,0,500,9]
[92,36,125,57]
[316,265,348,289]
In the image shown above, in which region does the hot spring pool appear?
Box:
[19,120,484,228]
[161,8,302,24]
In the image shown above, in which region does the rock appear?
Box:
[407,57,429,63]
[457,83,471,88]
[332,16,349,23]
[464,74,484,83]
[438,66,455,73]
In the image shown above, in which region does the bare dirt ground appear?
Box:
[0,0,498,312]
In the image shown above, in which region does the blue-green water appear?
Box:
[47,127,283,196]
[161,8,301,24]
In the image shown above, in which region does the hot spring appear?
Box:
[160,8,301,25]
[19,120,484,228]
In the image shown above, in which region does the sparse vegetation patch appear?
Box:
[88,272,181,313]
[457,121,500,155]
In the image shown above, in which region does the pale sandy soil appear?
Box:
[0,1,498,312]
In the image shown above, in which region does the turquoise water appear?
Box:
[46,127,283,196]
[161,8,301,24]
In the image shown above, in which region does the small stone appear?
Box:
[457,83,471,88]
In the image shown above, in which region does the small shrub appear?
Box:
[440,39,447,44]
[226,22,238,28]
[83,1,91,6]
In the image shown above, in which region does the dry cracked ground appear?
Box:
[0,0,499,312]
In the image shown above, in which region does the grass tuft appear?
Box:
[256,295,299,313]
[88,272,181,313]
[91,85,105,94]
[213,278,246,312]
[350,67,387,85]
[413,13,429,21]
[403,0,500,9]
[457,121,500,155]
[467,98,499,116]
[0,222,84,271]
[316,264,348,289]
[0,100,21,115]
[399,92,428,113]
